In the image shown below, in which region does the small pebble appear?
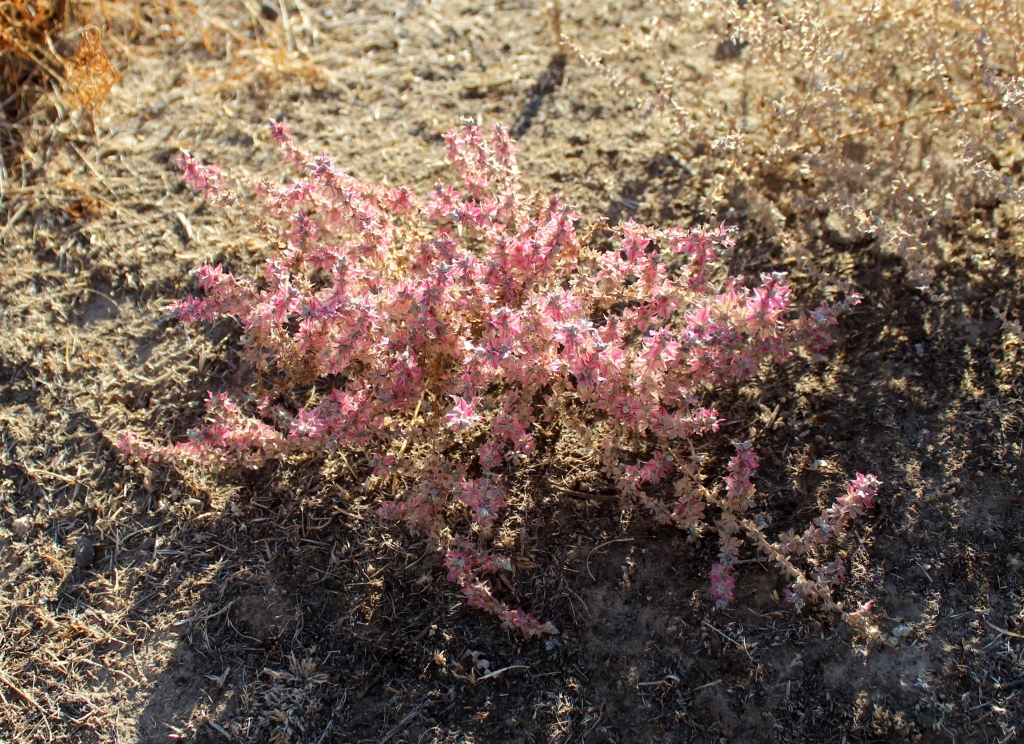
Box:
[75,537,95,568]
[892,624,912,638]
[260,1,279,21]
[11,516,30,536]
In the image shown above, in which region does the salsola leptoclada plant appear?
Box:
[120,120,879,637]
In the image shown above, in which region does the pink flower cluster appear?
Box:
[120,121,877,636]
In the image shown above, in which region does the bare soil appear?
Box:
[1,2,1023,742]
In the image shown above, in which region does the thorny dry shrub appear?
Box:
[0,1,67,90]
[0,0,69,162]
[61,25,118,110]
[120,121,879,637]
[0,0,118,111]
[0,0,117,191]
[579,0,1024,290]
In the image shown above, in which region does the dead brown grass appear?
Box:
[0,0,121,202]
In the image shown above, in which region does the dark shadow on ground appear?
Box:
[511,53,567,140]
[121,192,1024,743]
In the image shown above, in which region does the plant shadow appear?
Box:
[123,193,1024,743]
